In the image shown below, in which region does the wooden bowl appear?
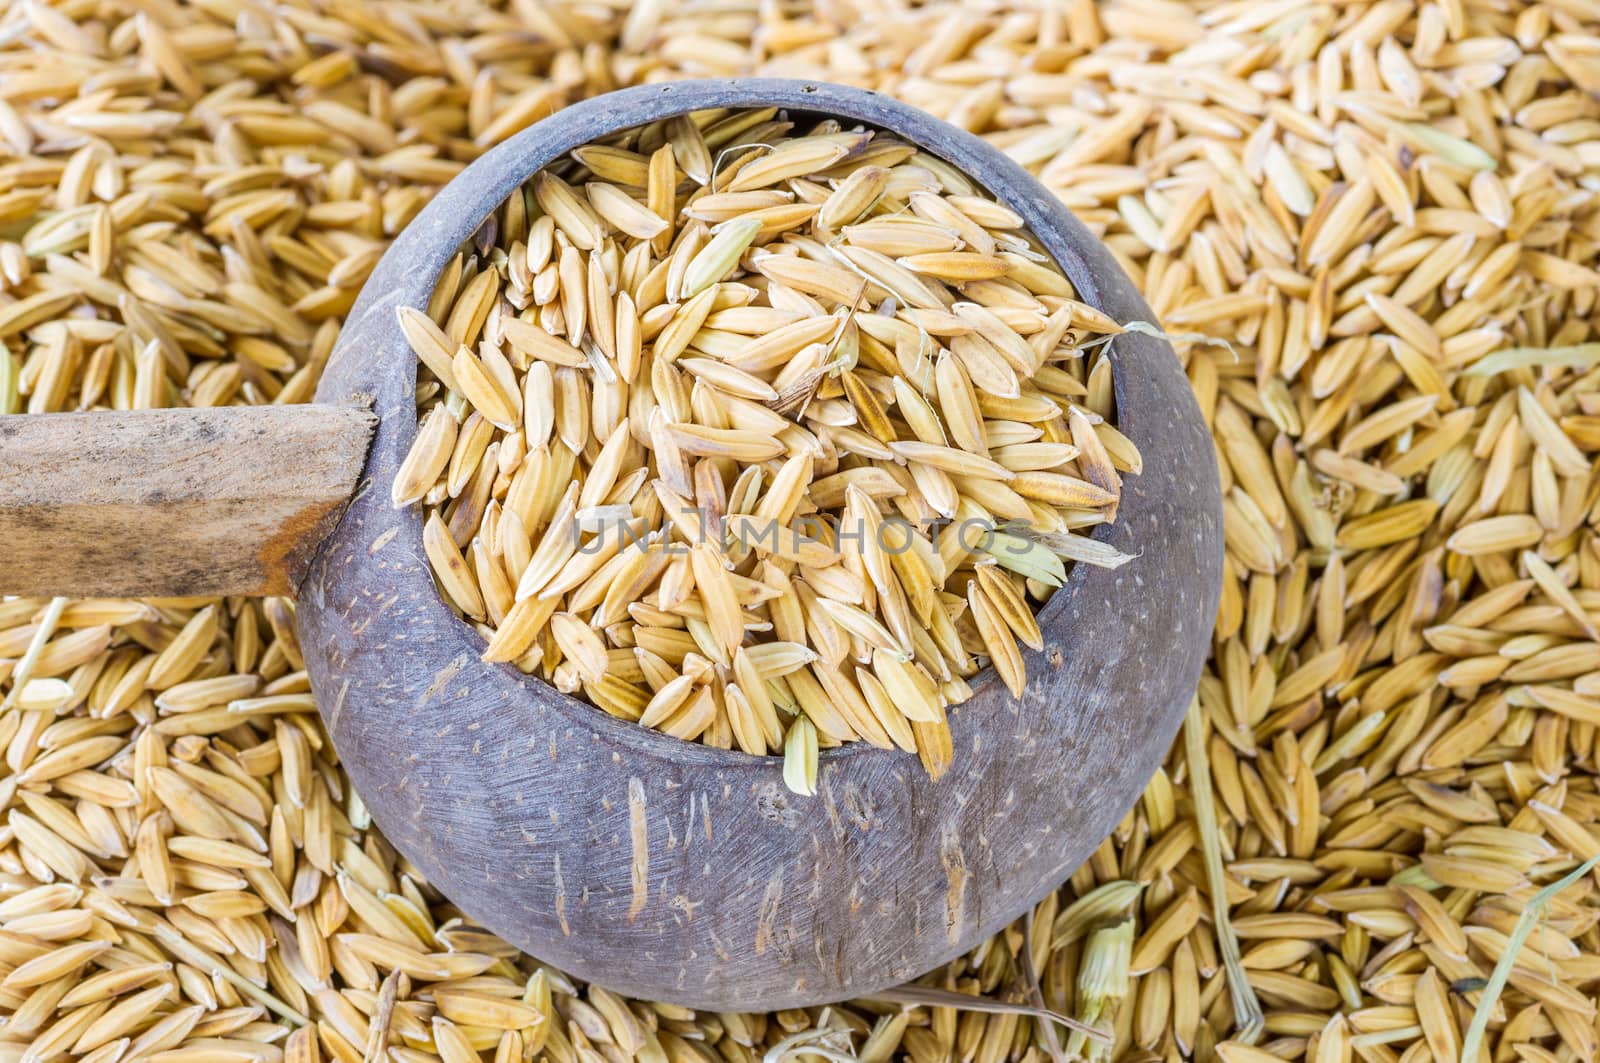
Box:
[299,78,1222,1011]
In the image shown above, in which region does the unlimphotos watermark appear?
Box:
[571,507,1035,558]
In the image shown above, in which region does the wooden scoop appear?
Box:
[0,80,1222,1011]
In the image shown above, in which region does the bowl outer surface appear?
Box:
[300,79,1222,1010]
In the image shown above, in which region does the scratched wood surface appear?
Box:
[0,406,374,598]
[298,80,1223,1011]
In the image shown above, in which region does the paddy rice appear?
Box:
[394,109,1139,791]
[0,0,1599,1060]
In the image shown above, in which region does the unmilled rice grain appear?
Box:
[3,0,1600,1060]
[394,110,1140,790]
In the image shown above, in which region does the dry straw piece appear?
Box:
[394,109,1140,792]
[1,0,1599,1061]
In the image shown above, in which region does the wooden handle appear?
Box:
[0,405,376,598]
